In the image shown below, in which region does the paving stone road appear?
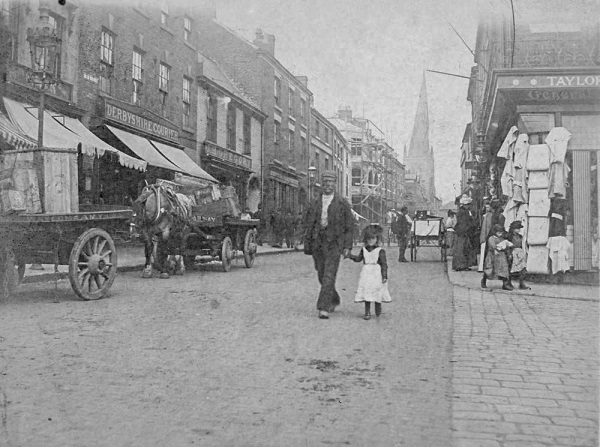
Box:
[0,248,454,447]
[452,286,599,447]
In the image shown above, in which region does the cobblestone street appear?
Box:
[0,249,454,447]
[1,248,597,446]
[452,286,599,447]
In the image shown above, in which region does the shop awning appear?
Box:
[150,140,217,183]
[2,98,146,171]
[62,119,146,171]
[106,125,182,172]
[0,111,37,150]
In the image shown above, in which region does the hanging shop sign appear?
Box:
[102,99,179,143]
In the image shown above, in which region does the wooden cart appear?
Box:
[409,216,447,262]
[0,208,132,300]
[182,214,259,272]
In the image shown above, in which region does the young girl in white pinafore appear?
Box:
[348,225,392,320]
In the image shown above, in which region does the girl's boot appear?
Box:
[363,302,371,320]
[502,278,514,291]
[374,302,382,317]
[519,271,530,290]
[480,274,487,288]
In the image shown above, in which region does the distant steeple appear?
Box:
[405,73,436,201]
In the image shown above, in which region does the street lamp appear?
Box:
[26,3,61,269]
[26,1,61,149]
[308,165,317,201]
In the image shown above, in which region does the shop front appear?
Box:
[267,161,300,216]
[483,68,600,272]
[88,98,216,207]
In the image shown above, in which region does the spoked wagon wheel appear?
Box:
[220,236,233,272]
[69,228,117,300]
[243,229,257,268]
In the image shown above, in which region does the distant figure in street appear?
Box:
[294,211,304,250]
[391,206,411,262]
[445,210,457,256]
[481,224,513,290]
[283,209,295,248]
[453,195,477,271]
[271,207,284,248]
[252,204,265,246]
[347,224,392,320]
[303,170,354,319]
[507,220,530,290]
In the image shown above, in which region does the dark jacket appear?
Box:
[303,194,354,254]
[391,213,410,236]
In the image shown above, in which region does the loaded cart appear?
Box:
[0,207,132,300]
[409,212,447,262]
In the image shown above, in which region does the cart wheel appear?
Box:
[69,228,117,300]
[221,236,233,272]
[243,229,257,268]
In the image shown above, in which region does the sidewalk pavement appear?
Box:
[446,260,599,302]
[21,242,298,284]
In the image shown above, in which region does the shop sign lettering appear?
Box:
[104,101,179,143]
[527,89,593,101]
[546,75,600,87]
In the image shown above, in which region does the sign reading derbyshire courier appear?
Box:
[104,100,179,143]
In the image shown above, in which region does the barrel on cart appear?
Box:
[409,212,447,262]
[0,207,132,300]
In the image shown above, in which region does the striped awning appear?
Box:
[0,112,37,150]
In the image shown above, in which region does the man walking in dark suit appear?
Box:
[392,206,412,262]
[303,170,354,319]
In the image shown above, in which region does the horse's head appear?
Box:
[132,185,173,240]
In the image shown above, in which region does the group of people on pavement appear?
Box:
[251,206,303,250]
[450,194,529,291]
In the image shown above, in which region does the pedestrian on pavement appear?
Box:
[445,210,457,256]
[302,170,354,319]
[294,211,304,250]
[252,203,265,246]
[347,224,392,320]
[479,202,493,272]
[452,194,478,271]
[283,209,295,248]
[507,220,530,289]
[271,207,284,248]
[481,224,514,290]
[391,206,411,262]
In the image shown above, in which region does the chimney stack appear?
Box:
[253,29,275,55]
[337,107,353,121]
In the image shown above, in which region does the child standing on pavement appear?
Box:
[347,224,392,320]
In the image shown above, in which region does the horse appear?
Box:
[131,184,193,279]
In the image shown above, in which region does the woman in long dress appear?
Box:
[452,195,477,271]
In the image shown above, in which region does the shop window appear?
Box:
[131,50,143,105]
[182,77,191,127]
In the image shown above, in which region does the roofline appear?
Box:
[198,75,267,120]
[256,49,313,97]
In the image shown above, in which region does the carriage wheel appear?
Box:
[69,228,117,300]
[243,229,257,268]
[220,236,233,272]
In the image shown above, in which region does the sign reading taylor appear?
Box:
[104,100,179,143]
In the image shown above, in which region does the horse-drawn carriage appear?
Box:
[409,211,447,262]
[132,179,258,277]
